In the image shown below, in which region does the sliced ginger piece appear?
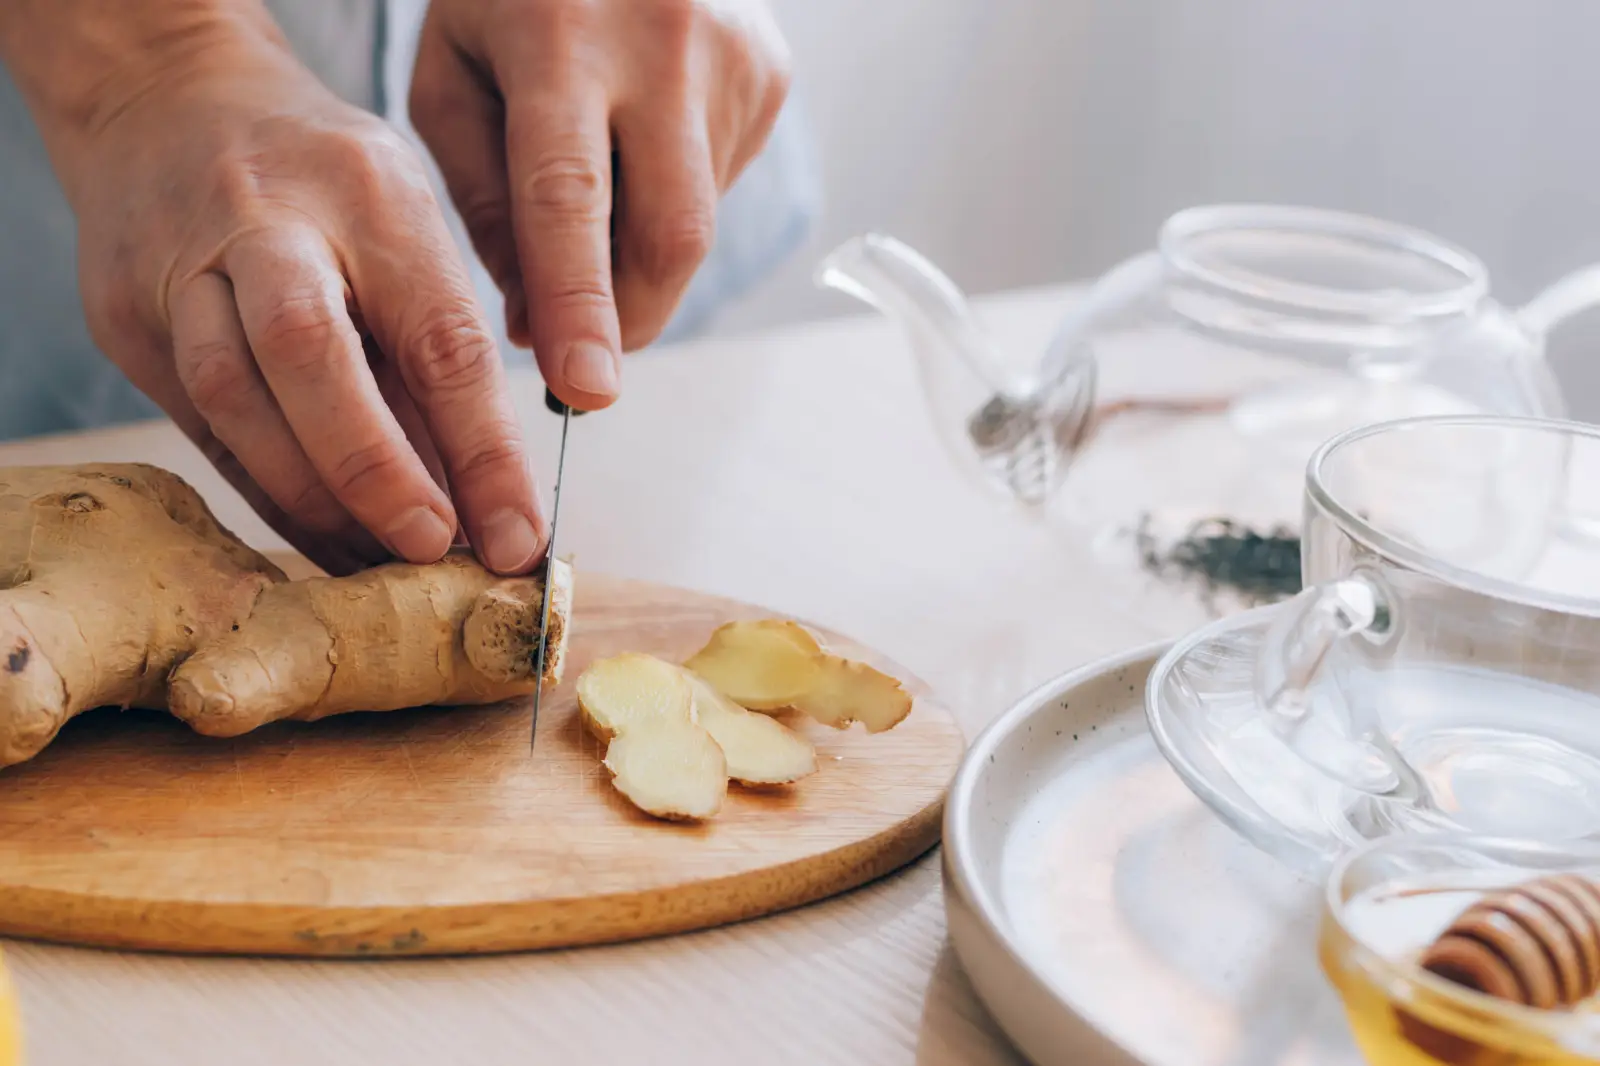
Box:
[683,620,824,710]
[685,619,915,733]
[601,719,727,822]
[577,653,727,821]
[791,656,913,733]
[577,652,691,740]
[681,667,816,786]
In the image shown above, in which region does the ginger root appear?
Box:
[685,620,912,733]
[0,463,571,768]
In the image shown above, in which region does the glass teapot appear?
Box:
[815,205,1600,553]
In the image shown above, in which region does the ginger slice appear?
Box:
[683,620,824,710]
[684,619,914,733]
[681,667,816,786]
[601,720,727,822]
[791,656,913,734]
[577,653,727,821]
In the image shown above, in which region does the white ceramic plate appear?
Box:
[941,642,1366,1066]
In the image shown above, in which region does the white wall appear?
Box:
[714,0,1600,418]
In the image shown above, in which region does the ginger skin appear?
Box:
[0,463,571,768]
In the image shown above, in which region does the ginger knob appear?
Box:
[1419,874,1600,1010]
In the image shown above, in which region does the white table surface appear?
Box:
[0,284,1267,1066]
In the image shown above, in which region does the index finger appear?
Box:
[506,88,622,411]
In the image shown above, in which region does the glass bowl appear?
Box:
[1321,833,1600,1065]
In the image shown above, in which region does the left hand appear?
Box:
[409,0,792,410]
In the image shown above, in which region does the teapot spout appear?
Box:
[815,234,1095,509]
[814,233,1026,396]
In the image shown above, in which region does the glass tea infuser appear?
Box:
[816,205,1600,565]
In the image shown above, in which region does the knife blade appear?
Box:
[530,387,579,751]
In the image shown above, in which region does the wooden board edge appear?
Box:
[0,797,948,959]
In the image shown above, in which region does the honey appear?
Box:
[1320,880,1600,1065]
[0,947,18,1066]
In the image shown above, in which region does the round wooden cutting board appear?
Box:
[0,569,965,957]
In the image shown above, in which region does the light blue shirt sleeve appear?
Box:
[0,59,166,438]
[0,0,819,440]
[658,92,822,345]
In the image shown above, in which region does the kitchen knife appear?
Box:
[530,387,584,751]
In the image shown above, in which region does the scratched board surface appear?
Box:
[0,563,964,956]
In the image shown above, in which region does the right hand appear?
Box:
[49,21,544,577]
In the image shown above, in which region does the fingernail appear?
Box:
[387,507,454,562]
[562,342,618,396]
[481,507,540,574]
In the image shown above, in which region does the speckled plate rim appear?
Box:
[941,639,1172,1066]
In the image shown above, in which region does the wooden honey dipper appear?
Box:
[1419,874,1600,1010]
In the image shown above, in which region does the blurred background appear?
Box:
[710,0,1600,419]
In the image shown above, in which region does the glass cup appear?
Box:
[1321,833,1600,1065]
[1256,414,1600,844]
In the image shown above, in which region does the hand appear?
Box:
[409,0,792,408]
[33,21,545,577]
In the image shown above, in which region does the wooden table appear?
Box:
[0,286,1235,1066]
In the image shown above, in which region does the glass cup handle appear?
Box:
[1252,573,1410,796]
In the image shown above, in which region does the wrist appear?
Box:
[0,2,286,170]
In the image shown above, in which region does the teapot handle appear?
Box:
[1038,251,1166,384]
[1518,264,1600,338]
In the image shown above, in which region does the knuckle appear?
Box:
[324,133,383,190]
[279,478,348,534]
[638,206,716,281]
[406,310,500,397]
[326,125,426,200]
[361,124,427,177]
[256,296,340,371]
[327,438,411,500]
[453,429,529,482]
[179,341,255,416]
[209,162,263,221]
[540,279,614,315]
[519,149,608,220]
